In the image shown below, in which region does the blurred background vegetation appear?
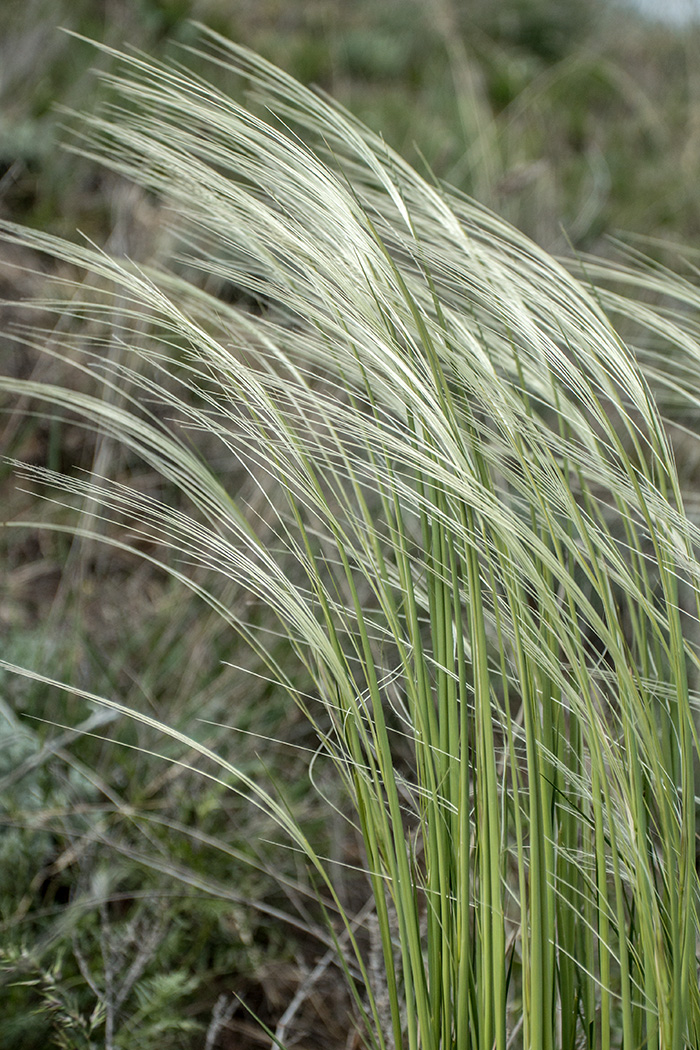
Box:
[1,1,699,1047]
[4,0,700,249]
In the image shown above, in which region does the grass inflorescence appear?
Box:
[2,27,700,1049]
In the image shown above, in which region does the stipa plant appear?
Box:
[2,27,700,1049]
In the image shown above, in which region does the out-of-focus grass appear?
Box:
[3,0,700,248]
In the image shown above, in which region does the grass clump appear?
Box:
[2,27,700,1049]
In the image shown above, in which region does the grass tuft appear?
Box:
[2,27,700,1049]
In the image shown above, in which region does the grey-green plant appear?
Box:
[2,27,700,1049]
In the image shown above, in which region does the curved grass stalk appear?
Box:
[2,28,700,1049]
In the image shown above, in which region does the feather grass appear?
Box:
[2,27,700,1048]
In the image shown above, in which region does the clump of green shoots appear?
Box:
[2,28,700,1049]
